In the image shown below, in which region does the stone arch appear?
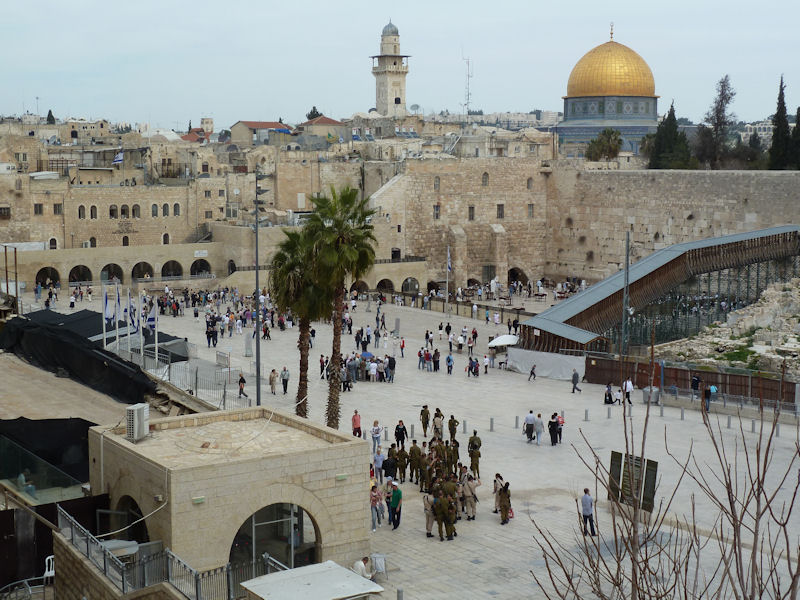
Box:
[36,267,60,286]
[376,279,394,293]
[162,233,170,245]
[481,172,489,186]
[221,482,333,570]
[173,203,181,217]
[467,278,481,288]
[526,177,533,190]
[132,204,141,218]
[68,265,92,283]
[508,267,529,286]
[426,281,440,293]
[161,260,183,278]
[48,238,57,250]
[120,204,129,219]
[433,176,440,191]
[89,237,97,248]
[109,205,118,219]
[190,259,211,276]
[115,495,150,544]
[151,204,158,217]
[227,260,237,275]
[122,236,129,246]
[349,280,368,294]
[100,263,124,283]
[90,205,97,219]
[401,277,419,293]
[162,203,169,217]
[132,262,154,280]
[78,205,86,219]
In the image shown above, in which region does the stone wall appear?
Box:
[53,532,123,600]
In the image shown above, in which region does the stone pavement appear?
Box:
[24,293,800,599]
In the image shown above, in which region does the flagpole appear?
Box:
[126,288,131,353]
[154,301,159,366]
[445,245,450,318]
[115,283,120,350]
[101,284,107,349]
[139,292,144,364]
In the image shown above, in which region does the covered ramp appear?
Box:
[520,226,800,353]
[240,560,383,599]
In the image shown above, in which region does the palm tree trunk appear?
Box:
[296,316,310,418]
[325,284,345,429]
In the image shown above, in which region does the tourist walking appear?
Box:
[581,488,596,536]
[370,485,383,531]
[238,373,248,399]
[572,369,582,393]
[280,366,290,394]
[523,410,536,443]
[528,363,536,381]
[352,410,362,438]
[548,414,559,446]
[370,421,383,454]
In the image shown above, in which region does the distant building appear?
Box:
[371,21,409,118]
[230,120,292,146]
[740,120,795,147]
[295,115,348,144]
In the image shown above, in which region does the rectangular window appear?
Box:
[397,224,401,233]
[204,210,213,219]
[53,203,63,215]
[204,190,211,198]
[468,206,475,221]
[218,189,225,197]
[34,203,43,215]
[528,203,534,218]
[496,204,504,219]
[0,207,10,219]
[433,205,440,220]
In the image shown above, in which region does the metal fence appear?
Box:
[57,505,287,600]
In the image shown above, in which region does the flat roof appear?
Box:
[241,561,383,599]
[101,408,352,469]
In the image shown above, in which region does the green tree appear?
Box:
[769,76,792,169]
[700,74,736,168]
[749,130,762,153]
[790,106,800,168]
[585,128,622,161]
[638,133,656,159]
[46,109,55,125]
[269,229,332,418]
[305,187,376,429]
[648,102,692,169]
[188,120,192,132]
[306,106,321,121]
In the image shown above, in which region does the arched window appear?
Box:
[526,177,533,190]
[433,176,440,191]
[173,203,180,216]
[90,205,97,219]
[151,204,158,217]
[78,205,86,219]
[109,205,118,219]
[89,237,97,248]
[162,233,169,245]
[49,238,57,250]
[122,236,129,246]
[120,204,129,219]
[162,203,169,217]
[132,204,140,218]
[481,172,489,186]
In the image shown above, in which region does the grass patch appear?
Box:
[723,348,756,363]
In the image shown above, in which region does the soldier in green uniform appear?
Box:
[448,415,459,442]
[443,440,453,473]
[433,490,447,541]
[420,405,430,438]
[468,430,482,478]
[419,454,430,492]
[396,446,408,483]
[387,443,397,460]
[445,493,457,540]
[498,481,511,525]
[408,440,421,484]
[449,441,460,475]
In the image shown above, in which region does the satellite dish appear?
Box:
[234,188,240,195]
[410,104,420,113]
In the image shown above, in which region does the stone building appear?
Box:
[86,407,370,571]
[371,21,409,118]
[554,29,658,156]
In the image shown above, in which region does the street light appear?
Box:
[253,173,269,407]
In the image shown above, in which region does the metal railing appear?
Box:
[665,386,799,416]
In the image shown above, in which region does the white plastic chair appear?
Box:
[43,555,55,584]
[370,552,388,581]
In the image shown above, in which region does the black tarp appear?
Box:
[0,317,157,404]
[0,417,95,481]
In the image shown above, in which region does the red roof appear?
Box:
[298,115,343,127]
[237,121,290,130]
[181,129,211,143]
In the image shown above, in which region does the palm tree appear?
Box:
[269,228,331,417]
[305,186,376,429]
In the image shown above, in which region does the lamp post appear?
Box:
[253,173,269,406]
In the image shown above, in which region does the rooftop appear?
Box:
[99,407,352,469]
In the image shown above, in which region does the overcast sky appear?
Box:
[2,0,798,129]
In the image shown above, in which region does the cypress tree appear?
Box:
[791,106,800,168]
[768,76,791,169]
[649,103,691,169]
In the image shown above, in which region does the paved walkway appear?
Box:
[23,293,800,599]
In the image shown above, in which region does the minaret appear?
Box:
[371,21,409,118]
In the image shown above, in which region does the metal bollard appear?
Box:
[727,415,731,429]
[397,590,403,600]
[490,417,494,432]
[680,408,684,421]
[584,409,589,422]
[384,428,389,441]
[751,419,756,433]
[607,407,612,419]
[776,423,780,438]
[515,415,519,429]
[463,420,467,434]
[659,405,664,417]
[410,424,414,439]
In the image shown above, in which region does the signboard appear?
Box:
[609,451,658,511]
[194,250,209,258]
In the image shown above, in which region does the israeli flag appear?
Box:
[103,288,115,321]
[447,247,452,273]
[127,290,138,332]
[112,151,124,165]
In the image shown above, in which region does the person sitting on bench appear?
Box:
[17,469,37,498]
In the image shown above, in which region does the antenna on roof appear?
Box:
[610,22,614,40]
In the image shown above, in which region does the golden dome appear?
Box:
[566,41,656,98]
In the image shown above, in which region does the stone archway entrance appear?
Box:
[229,503,319,572]
[115,495,150,544]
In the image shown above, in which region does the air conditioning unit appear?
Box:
[126,403,150,442]
[81,241,91,248]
